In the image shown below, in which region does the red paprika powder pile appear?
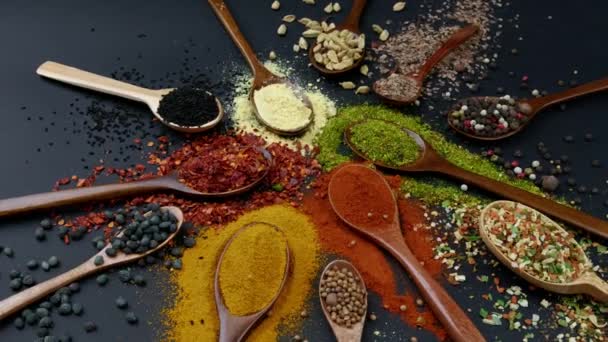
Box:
[303,163,447,340]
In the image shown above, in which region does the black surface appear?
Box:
[0,0,607,341]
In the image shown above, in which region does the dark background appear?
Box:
[0,0,606,341]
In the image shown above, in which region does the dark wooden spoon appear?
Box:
[0,148,272,218]
[328,164,485,342]
[449,77,608,140]
[344,120,608,239]
[308,0,367,76]
[0,206,183,320]
[214,222,291,342]
[208,0,313,136]
[373,25,479,105]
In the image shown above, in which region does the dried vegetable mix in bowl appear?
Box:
[176,135,268,193]
[483,203,588,283]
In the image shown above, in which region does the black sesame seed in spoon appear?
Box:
[157,87,219,127]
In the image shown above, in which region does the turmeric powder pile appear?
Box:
[163,205,321,341]
[219,222,288,316]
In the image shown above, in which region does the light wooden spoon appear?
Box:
[480,200,608,303]
[328,164,486,342]
[0,206,184,321]
[37,61,224,133]
[319,259,367,342]
[208,0,314,136]
[214,222,291,342]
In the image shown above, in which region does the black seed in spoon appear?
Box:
[157,87,219,127]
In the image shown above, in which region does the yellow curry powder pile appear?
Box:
[219,222,288,316]
[164,205,321,341]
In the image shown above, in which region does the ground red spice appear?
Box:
[328,165,396,230]
[303,163,447,340]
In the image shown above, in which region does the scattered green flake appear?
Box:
[479,275,489,283]
[480,308,489,318]
[349,119,421,166]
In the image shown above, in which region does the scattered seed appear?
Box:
[271,0,280,10]
[277,24,287,36]
[48,256,59,268]
[355,86,370,94]
[115,296,129,309]
[324,3,333,13]
[3,247,14,257]
[269,51,277,60]
[83,321,97,333]
[340,81,356,90]
[400,304,407,311]
[27,260,39,270]
[379,29,390,41]
[96,274,109,286]
[333,2,341,12]
[393,2,406,12]
[282,14,296,23]
[360,64,369,76]
[125,312,138,325]
[372,24,383,34]
[298,37,308,50]
[302,0,315,4]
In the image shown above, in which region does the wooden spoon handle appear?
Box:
[342,0,367,31]
[36,61,158,103]
[524,77,608,112]
[0,178,169,218]
[415,25,479,80]
[435,161,608,239]
[386,240,485,342]
[207,0,271,80]
[580,272,608,303]
[0,260,97,320]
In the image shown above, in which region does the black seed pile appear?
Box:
[449,95,530,137]
[157,87,219,127]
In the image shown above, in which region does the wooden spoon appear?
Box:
[214,222,291,342]
[36,61,223,133]
[449,77,608,140]
[328,164,485,342]
[479,200,608,303]
[208,0,313,136]
[0,206,183,321]
[373,25,479,105]
[319,259,367,342]
[344,120,608,240]
[308,0,367,76]
[0,148,272,218]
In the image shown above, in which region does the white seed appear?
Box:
[269,51,277,60]
[360,64,369,76]
[298,37,308,50]
[355,86,370,94]
[302,29,321,38]
[333,2,341,12]
[314,53,323,63]
[302,0,315,4]
[372,24,383,34]
[282,15,296,23]
[293,44,300,52]
[298,17,312,25]
[340,81,356,90]
[277,24,287,36]
[324,3,334,13]
[271,0,281,10]
[393,1,406,12]
[379,29,390,41]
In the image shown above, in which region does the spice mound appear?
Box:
[253,83,312,131]
[329,165,396,231]
[482,202,588,283]
[313,29,365,71]
[177,136,268,193]
[449,95,529,137]
[157,87,219,127]
[373,74,420,103]
[108,204,178,256]
[218,222,289,316]
[350,119,421,166]
[320,263,367,328]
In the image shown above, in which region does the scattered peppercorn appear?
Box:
[83,321,97,333]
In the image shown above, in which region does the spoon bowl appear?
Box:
[308,0,368,76]
[479,201,608,303]
[328,164,486,342]
[449,76,608,140]
[36,61,224,133]
[214,222,291,342]
[0,147,272,218]
[319,259,367,342]
[0,206,184,320]
[344,119,608,239]
[208,0,313,135]
[373,25,479,106]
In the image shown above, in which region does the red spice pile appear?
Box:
[54,132,321,228]
[303,163,447,340]
[173,135,268,193]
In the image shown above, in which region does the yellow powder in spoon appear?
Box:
[218,222,288,316]
[253,83,312,131]
[162,205,321,341]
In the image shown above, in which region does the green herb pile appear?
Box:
[349,119,421,166]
